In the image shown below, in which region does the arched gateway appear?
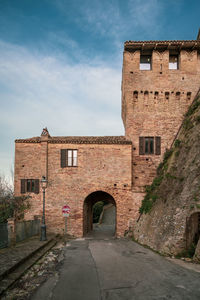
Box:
[83,191,116,237]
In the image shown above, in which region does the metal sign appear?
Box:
[62,205,70,217]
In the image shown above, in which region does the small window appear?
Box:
[145,137,154,154]
[187,92,192,100]
[21,179,39,194]
[176,92,181,100]
[68,149,77,167]
[140,55,151,70]
[61,149,78,167]
[169,55,179,70]
[139,137,161,155]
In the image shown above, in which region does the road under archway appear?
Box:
[83,191,116,238]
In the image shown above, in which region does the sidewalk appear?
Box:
[0,235,56,295]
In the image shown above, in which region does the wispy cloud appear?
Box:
[0,40,124,177]
[52,0,164,42]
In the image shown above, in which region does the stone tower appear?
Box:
[122,38,200,193]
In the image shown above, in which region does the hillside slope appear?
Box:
[134,89,200,257]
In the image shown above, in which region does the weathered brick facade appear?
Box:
[14,35,200,237]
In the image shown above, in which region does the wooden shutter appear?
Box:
[139,137,145,155]
[34,179,39,194]
[21,179,26,194]
[155,137,161,155]
[61,149,66,168]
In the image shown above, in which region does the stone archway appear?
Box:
[186,212,200,252]
[83,191,116,237]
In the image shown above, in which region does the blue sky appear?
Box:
[0,0,199,180]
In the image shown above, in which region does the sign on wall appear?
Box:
[62,205,70,217]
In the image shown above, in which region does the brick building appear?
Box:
[14,32,200,237]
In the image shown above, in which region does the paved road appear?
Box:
[32,238,200,300]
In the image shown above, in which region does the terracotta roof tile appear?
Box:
[124,40,200,50]
[15,136,132,145]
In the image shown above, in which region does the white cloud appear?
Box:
[0,40,124,178]
[52,0,164,42]
[127,0,164,36]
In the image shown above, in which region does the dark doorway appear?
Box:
[186,212,200,255]
[83,191,116,238]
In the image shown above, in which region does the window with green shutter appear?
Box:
[139,136,161,155]
[21,179,39,194]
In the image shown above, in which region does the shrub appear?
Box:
[195,115,200,123]
[185,100,200,117]
[93,201,104,223]
[183,118,193,130]
[174,139,181,147]
[163,149,173,162]
[0,175,30,223]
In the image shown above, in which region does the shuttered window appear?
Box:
[21,179,39,194]
[155,137,161,155]
[61,149,78,167]
[139,136,161,155]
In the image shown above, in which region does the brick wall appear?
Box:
[15,141,134,237]
[122,48,200,191]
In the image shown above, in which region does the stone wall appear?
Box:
[134,92,200,256]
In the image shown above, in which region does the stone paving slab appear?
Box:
[0,235,54,280]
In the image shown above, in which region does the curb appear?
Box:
[0,238,52,281]
[0,238,57,296]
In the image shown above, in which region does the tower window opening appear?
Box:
[140,55,152,70]
[169,55,179,70]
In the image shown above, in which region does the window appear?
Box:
[140,55,151,70]
[61,149,78,167]
[169,55,179,70]
[21,179,39,194]
[139,137,161,155]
